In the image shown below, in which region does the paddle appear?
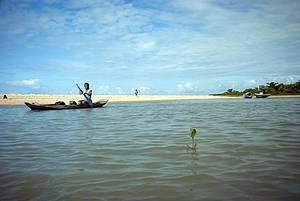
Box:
[76,84,93,107]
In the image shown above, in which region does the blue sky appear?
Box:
[0,0,300,94]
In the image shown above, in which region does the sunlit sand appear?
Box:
[1,94,299,105]
[0,94,241,105]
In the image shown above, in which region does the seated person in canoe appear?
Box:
[77,82,93,106]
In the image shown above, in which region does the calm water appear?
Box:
[0,98,300,201]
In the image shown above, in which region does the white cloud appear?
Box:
[177,84,183,88]
[177,82,193,91]
[115,86,123,94]
[1,0,300,94]
[96,85,111,94]
[13,79,39,86]
[184,83,192,89]
[22,79,39,86]
[99,85,110,90]
[10,79,40,89]
[135,41,156,51]
[133,86,150,94]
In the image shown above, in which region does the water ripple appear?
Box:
[0,99,300,200]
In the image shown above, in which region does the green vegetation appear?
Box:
[187,128,197,152]
[211,80,300,96]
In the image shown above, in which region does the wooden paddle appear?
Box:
[76,84,84,94]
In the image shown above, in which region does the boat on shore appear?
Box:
[243,92,253,99]
[25,100,108,110]
[255,92,271,98]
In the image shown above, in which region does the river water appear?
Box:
[0,98,299,201]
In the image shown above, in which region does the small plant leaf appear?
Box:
[190,128,197,138]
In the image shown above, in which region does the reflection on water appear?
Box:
[0,98,300,200]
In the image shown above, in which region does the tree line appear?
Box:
[211,80,300,96]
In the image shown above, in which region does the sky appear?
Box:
[0,0,300,95]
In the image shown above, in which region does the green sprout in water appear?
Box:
[187,128,198,152]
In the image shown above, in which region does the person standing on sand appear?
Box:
[76,82,93,106]
[134,89,139,97]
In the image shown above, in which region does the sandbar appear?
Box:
[0,94,243,105]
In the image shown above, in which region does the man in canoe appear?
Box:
[76,82,93,107]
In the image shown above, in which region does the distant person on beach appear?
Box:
[76,82,93,106]
[3,94,7,99]
[134,89,139,97]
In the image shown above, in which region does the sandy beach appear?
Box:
[0,94,238,105]
[0,94,299,105]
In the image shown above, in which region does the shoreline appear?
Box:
[0,94,300,105]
